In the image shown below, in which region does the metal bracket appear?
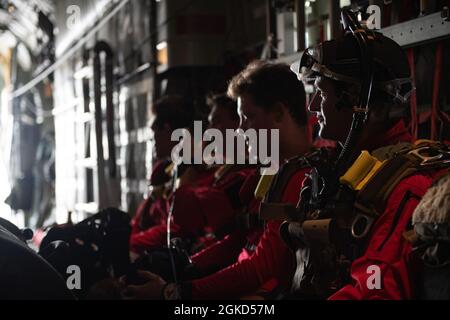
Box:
[380,11,450,48]
[276,9,450,66]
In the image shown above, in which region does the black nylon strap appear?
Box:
[259,202,298,221]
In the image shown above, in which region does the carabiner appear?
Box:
[408,146,449,166]
[351,213,374,239]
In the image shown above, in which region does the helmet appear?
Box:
[291,29,414,105]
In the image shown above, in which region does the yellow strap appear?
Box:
[164,162,175,176]
[254,171,276,200]
[340,151,381,190]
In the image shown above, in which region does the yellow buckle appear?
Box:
[340,150,384,190]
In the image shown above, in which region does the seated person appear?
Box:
[130,94,257,256]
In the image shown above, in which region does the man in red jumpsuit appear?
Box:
[285,10,450,300]
[130,95,198,236]
[122,61,314,299]
[130,94,257,256]
[129,96,214,254]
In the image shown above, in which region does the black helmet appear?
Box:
[291,31,414,105]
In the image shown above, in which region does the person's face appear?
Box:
[150,118,175,160]
[237,93,278,132]
[206,104,239,160]
[207,105,239,135]
[309,77,353,142]
[237,93,280,156]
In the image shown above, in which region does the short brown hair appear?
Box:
[227,61,307,126]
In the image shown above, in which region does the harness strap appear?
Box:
[349,142,450,219]
[259,203,297,221]
[356,154,419,216]
[257,155,312,222]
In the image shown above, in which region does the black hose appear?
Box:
[167,164,179,285]
[322,9,374,198]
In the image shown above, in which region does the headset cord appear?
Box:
[167,163,179,286]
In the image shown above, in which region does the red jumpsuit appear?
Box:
[329,120,448,300]
[187,168,309,299]
[130,164,215,253]
[130,166,256,254]
[190,196,262,274]
[330,169,447,300]
[130,159,172,235]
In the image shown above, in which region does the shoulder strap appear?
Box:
[259,150,324,221]
[354,141,450,218]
